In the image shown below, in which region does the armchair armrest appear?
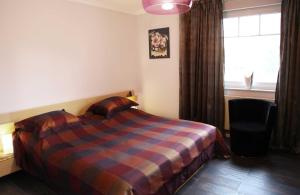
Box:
[265,104,277,131]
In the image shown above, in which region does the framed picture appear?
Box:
[148,27,170,59]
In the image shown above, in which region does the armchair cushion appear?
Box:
[231,122,266,133]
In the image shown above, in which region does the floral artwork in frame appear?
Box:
[148,27,170,59]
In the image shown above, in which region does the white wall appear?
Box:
[137,14,179,118]
[0,0,276,121]
[0,0,140,113]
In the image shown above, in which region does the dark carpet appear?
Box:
[1,151,299,195]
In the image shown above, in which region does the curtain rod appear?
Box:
[223,3,281,12]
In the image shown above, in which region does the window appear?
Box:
[224,13,281,90]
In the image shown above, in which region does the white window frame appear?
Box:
[223,0,281,92]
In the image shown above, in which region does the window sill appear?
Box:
[225,88,275,100]
[225,87,275,93]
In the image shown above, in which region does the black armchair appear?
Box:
[229,98,277,156]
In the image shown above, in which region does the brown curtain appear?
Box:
[179,0,224,132]
[271,0,300,153]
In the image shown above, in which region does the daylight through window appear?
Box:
[223,13,281,90]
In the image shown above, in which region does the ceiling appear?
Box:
[67,0,145,15]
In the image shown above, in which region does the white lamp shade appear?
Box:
[127,95,138,102]
[0,134,13,154]
[0,123,15,155]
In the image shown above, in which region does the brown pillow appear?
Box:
[15,110,79,138]
[87,96,138,118]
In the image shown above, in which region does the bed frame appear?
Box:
[0,90,130,124]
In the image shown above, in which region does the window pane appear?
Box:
[224,17,238,37]
[252,35,280,83]
[224,35,280,84]
[260,13,281,35]
[239,15,259,36]
[224,37,245,82]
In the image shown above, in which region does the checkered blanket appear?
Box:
[16,109,229,195]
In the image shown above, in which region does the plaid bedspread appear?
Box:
[15,109,229,195]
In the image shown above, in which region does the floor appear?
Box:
[0,152,299,195]
[177,152,300,195]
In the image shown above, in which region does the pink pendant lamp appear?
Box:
[142,0,193,15]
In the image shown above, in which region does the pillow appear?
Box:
[87,96,138,118]
[80,112,105,120]
[15,110,79,138]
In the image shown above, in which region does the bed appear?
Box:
[13,97,229,195]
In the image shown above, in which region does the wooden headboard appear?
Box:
[0,91,130,124]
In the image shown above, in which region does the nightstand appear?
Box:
[0,154,20,177]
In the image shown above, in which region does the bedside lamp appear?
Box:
[127,91,138,109]
[126,91,138,103]
[0,123,15,155]
[127,95,138,102]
